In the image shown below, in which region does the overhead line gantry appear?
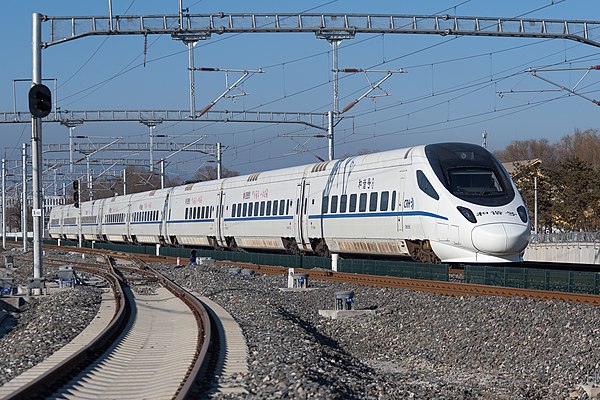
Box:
[41,13,600,48]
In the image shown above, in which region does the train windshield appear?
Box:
[425,143,515,206]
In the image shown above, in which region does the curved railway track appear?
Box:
[0,252,217,400]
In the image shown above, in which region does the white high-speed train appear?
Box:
[48,142,530,263]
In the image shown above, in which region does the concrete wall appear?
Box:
[524,243,600,264]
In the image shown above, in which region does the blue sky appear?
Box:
[1,1,600,178]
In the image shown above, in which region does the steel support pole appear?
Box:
[149,125,154,172]
[87,157,93,201]
[160,159,165,189]
[2,158,6,250]
[32,13,43,278]
[327,111,334,161]
[331,40,340,115]
[188,42,196,117]
[123,169,127,195]
[69,126,74,173]
[77,179,82,248]
[22,143,27,252]
[217,142,222,180]
[534,175,538,235]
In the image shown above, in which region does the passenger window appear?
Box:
[273,200,279,216]
[237,203,242,218]
[266,201,272,216]
[380,191,389,211]
[340,194,347,213]
[369,192,378,212]
[242,203,247,217]
[248,202,253,217]
[359,193,367,212]
[417,170,440,200]
[279,200,285,215]
[254,202,260,216]
[232,204,236,218]
[331,195,338,213]
[391,191,396,211]
[349,194,357,212]
[321,196,329,214]
[286,200,291,215]
[260,201,266,216]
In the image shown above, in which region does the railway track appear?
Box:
[0,252,217,400]
[43,243,600,307]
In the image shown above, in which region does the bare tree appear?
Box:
[191,165,239,182]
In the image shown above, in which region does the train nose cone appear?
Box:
[471,223,530,255]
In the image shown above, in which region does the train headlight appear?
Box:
[517,206,528,223]
[457,206,477,223]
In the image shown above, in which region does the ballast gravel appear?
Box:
[0,250,101,386]
[1,249,599,399]
[158,262,600,400]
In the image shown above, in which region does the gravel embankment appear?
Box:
[157,262,600,400]
[0,249,101,386]
[1,248,599,399]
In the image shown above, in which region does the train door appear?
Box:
[294,180,311,252]
[397,174,406,232]
[216,191,226,247]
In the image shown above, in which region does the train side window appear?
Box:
[248,202,253,217]
[266,201,272,216]
[242,203,247,217]
[349,194,357,212]
[260,201,266,216]
[321,196,329,214]
[417,170,440,200]
[287,200,291,215]
[232,204,236,218]
[272,200,278,216]
[331,195,338,213]
[359,193,367,212]
[380,191,389,211]
[340,194,347,213]
[391,191,396,211]
[254,202,259,216]
[279,199,285,215]
[369,192,378,212]
[296,198,299,214]
[200,207,204,219]
[237,203,243,218]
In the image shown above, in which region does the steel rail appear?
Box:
[3,258,129,400]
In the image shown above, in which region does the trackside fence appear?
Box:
[45,239,448,281]
[465,265,600,295]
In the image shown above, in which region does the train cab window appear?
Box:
[340,194,347,213]
[369,192,378,212]
[417,170,439,200]
[321,196,329,214]
[279,200,285,215]
[391,191,396,211]
[232,204,237,218]
[380,191,389,211]
[359,193,367,212]
[331,195,338,213]
[266,201,272,216]
[242,203,247,217]
[349,194,357,212]
[260,201,266,216]
[272,200,278,216]
[248,202,253,217]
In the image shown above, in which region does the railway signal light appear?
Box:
[28,84,52,118]
[73,180,79,208]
